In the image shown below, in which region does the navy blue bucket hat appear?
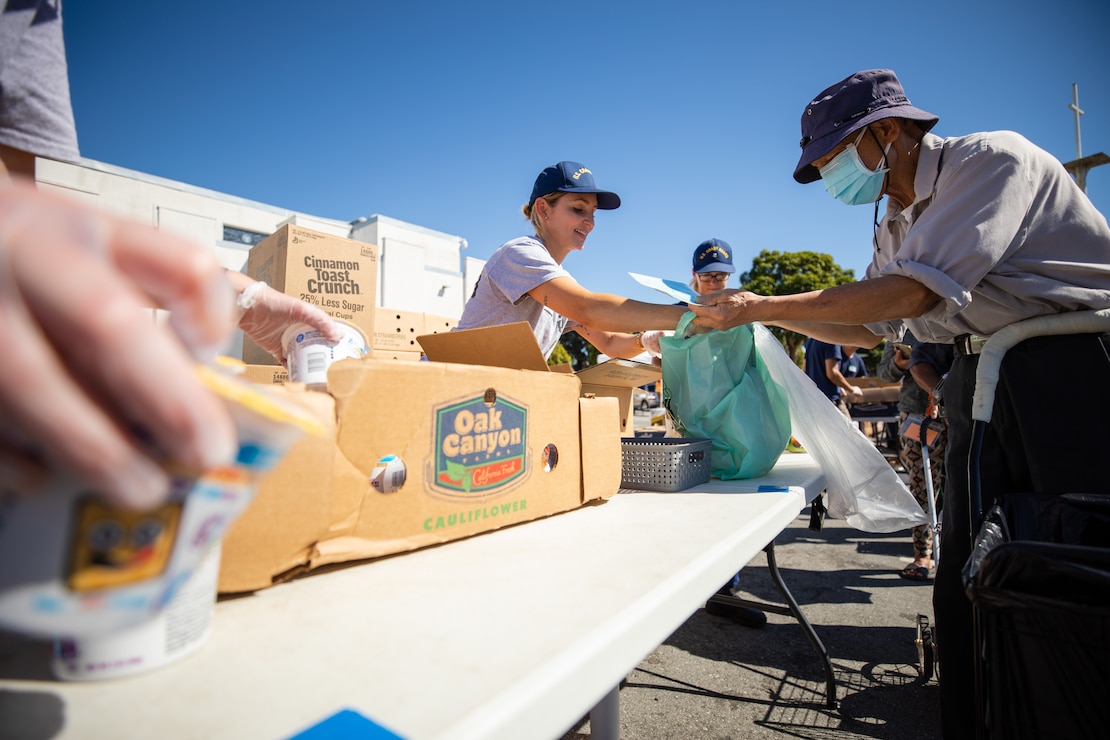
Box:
[793,69,939,184]
[529,161,621,210]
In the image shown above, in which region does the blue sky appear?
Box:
[63,0,1109,305]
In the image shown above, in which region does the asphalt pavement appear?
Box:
[562,412,941,740]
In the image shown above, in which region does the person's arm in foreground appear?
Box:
[0,181,239,509]
[688,275,939,347]
[529,276,688,359]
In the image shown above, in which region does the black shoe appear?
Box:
[705,599,768,629]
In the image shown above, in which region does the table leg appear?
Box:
[589,685,620,740]
[707,541,838,709]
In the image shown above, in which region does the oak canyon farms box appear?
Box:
[218,359,622,593]
[417,322,661,436]
[217,386,338,593]
[242,225,379,365]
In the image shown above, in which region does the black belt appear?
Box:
[953,334,988,355]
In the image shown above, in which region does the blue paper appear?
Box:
[288,709,405,740]
[628,272,701,305]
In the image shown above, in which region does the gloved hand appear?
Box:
[234,280,344,365]
[0,181,238,509]
[639,330,667,357]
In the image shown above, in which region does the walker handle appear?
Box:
[972,309,1110,423]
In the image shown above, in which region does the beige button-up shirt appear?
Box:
[865,131,1110,343]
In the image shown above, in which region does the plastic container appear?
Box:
[620,438,713,492]
[0,364,323,639]
[282,319,368,387]
[51,542,222,681]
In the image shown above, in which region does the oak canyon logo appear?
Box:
[431,391,527,500]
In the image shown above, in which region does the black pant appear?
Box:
[934,331,1110,739]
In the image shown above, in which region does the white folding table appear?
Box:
[0,453,828,740]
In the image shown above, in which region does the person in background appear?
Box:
[803,337,864,416]
[838,344,872,435]
[638,237,737,356]
[878,334,952,580]
[639,238,768,629]
[0,0,341,510]
[687,238,734,297]
[454,160,686,359]
[689,68,1110,738]
[839,345,867,380]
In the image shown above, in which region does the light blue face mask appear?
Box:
[819,129,891,205]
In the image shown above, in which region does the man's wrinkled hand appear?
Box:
[687,289,761,330]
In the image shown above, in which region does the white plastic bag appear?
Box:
[754,324,927,533]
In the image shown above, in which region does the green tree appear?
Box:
[547,342,573,367]
[859,345,884,375]
[557,332,599,369]
[739,250,856,365]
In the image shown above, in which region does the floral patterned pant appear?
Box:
[898,412,948,560]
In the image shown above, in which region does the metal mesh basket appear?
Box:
[620,438,712,492]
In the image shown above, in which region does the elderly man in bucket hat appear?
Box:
[690,68,1110,739]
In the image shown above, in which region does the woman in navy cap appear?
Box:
[638,238,738,354]
[455,161,686,360]
[689,237,735,293]
[690,68,1110,740]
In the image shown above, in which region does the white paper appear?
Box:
[628,272,702,305]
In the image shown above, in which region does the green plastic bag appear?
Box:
[660,313,791,479]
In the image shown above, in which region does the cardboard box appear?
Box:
[218,359,622,594]
[422,313,458,335]
[857,386,901,403]
[576,361,663,436]
[371,349,424,361]
[217,387,338,594]
[242,225,379,365]
[852,376,902,403]
[373,309,424,351]
[416,322,660,436]
[240,364,290,385]
[853,377,901,389]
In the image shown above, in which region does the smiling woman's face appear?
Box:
[538,192,598,254]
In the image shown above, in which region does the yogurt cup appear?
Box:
[0,364,323,639]
[51,542,222,681]
[282,319,368,388]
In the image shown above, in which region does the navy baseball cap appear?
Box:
[793,69,939,184]
[692,238,735,273]
[529,161,621,210]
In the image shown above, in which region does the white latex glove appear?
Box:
[0,181,238,509]
[234,280,344,365]
[640,330,667,357]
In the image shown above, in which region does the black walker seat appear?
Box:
[959,310,1110,740]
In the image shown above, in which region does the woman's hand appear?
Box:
[231,276,343,365]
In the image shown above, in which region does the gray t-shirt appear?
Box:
[0,0,80,162]
[455,236,575,359]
